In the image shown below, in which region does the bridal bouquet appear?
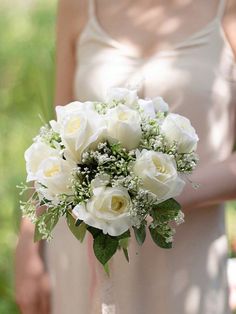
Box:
[20,87,199,273]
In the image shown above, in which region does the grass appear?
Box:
[0,1,235,313]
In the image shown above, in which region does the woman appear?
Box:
[15,0,236,313]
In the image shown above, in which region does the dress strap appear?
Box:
[88,0,96,19]
[217,0,226,19]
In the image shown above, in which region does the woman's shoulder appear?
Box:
[58,0,87,12]
[57,0,88,41]
[223,0,236,56]
[57,0,88,21]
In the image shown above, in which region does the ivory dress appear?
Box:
[45,0,236,313]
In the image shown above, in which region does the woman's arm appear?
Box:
[177,2,236,211]
[15,219,51,314]
[177,153,236,210]
[223,0,236,54]
[224,0,236,134]
[15,1,87,313]
[54,0,87,105]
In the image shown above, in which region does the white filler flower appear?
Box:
[106,104,142,150]
[24,141,60,182]
[73,186,132,236]
[133,150,185,201]
[161,113,199,153]
[50,101,106,163]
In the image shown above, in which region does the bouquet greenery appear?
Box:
[19,87,199,273]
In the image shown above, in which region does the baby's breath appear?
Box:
[20,91,199,248]
[34,124,62,149]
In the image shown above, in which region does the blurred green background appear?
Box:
[0,0,56,312]
[0,1,235,313]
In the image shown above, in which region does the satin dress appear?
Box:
[45,0,236,313]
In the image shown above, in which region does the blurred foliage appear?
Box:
[226,202,236,258]
[0,0,235,313]
[0,1,56,312]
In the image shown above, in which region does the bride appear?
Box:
[15,0,236,313]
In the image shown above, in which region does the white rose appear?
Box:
[138,99,156,118]
[161,113,199,153]
[24,141,60,182]
[138,97,169,118]
[106,87,138,107]
[35,156,75,200]
[133,150,185,201]
[51,101,95,129]
[72,186,132,236]
[50,103,106,162]
[152,97,169,113]
[105,104,142,150]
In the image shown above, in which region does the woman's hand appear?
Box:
[176,153,236,212]
[15,218,51,314]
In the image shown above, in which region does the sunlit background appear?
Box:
[0,1,235,313]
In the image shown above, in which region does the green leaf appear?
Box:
[119,237,130,249]
[93,233,119,265]
[87,226,102,238]
[151,198,181,223]
[149,225,172,249]
[159,198,181,211]
[103,262,110,276]
[76,222,87,243]
[75,219,83,227]
[119,237,130,262]
[66,213,87,242]
[116,229,131,240]
[122,248,129,262]
[133,224,146,246]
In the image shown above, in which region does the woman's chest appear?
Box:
[74,40,235,105]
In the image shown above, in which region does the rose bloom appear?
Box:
[138,97,169,118]
[161,113,199,153]
[50,101,106,163]
[133,150,185,201]
[35,156,75,201]
[24,141,60,182]
[73,185,132,236]
[105,104,142,150]
[106,87,138,107]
